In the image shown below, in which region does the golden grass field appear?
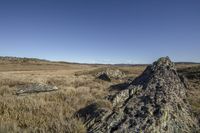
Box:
[0,59,199,133]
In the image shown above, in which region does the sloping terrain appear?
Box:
[77,57,198,133]
[0,57,122,132]
[0,57,199,132]
[0,56,95,72]
[178,65,200,126]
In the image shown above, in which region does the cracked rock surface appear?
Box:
[77,57,198,133]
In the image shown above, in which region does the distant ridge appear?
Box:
[175,62,200,64]
[0,56,49,62]
[0,56,105,66]
[0,56,199,65]
[113,62,200,67]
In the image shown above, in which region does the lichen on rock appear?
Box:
[77,57,199,133]
[16,83,58,95]
[96,68,126,80]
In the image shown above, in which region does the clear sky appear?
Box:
[0,0,200,64]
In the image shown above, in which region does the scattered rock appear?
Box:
[96,68,126,80]
[16,83,58,95]
[77,57,199,133]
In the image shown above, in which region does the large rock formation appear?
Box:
[77,57,198,133]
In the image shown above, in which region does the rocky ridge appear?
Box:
[77,57,198,133]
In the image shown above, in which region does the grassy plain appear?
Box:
[0,59,199,132]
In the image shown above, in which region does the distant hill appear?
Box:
[0,56,49,63]
[175,62,200,65]
[0,56,199,65]
[114,64,148,67]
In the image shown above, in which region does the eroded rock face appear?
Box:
[77,57,198,133]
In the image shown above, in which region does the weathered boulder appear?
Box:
[77,57,199,133]
[96,68,126,80]
[16,83,58,95]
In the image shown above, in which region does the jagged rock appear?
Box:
[16,83,58,95]
[96,68,126,79]
[77,57,199,133]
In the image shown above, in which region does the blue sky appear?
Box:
[0,0,200,64]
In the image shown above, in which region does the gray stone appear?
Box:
[16,83,58,95]
[77,57,199,133]
[96,68,126,79]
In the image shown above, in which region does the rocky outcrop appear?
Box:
[96,68,126,80]
[77,57,198,133]
[16,83,58,95]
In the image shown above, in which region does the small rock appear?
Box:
[96,68,126,79]
[16,83,58,95]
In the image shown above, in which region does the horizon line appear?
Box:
[0,55,200,65]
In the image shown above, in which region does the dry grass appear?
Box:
[177,65,200,124]
[0,61,199,132]
[0,62,121,132]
